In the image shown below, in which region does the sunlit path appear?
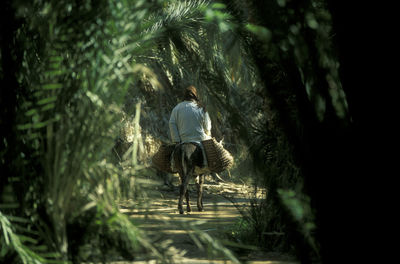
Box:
[120,178,297,264]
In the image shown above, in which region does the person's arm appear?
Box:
[203,111,212,137]
[169,108,181,143]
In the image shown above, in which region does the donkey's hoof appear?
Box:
[179,210,184,214]
[197,207,204,212]
[187,207,192,213]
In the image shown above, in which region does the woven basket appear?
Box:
[151,143,177,173]
[202,138,234,173]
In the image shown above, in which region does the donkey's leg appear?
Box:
[178,173,190,214]
[196,174,205,211]
[186,188,191,212]
[185,170,194,212]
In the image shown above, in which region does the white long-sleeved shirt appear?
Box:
[169,101,211,143]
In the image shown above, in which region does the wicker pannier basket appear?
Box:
[151,143,177,173]
[202,138,234,173]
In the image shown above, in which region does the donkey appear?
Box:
[173,142,206,214]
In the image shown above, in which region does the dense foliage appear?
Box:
[1,0,358,263]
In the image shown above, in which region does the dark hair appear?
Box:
[183,85,206,112]
[183,85,198,101]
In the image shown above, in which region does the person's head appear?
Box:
[183,85,198,102]
[183,85,206,111]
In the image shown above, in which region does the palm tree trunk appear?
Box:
[52,211,68,259]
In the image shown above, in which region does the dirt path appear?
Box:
[122,176,298,264]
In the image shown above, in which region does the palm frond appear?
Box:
[1,208,62,264]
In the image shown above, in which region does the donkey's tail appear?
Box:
[181,145,187,176]
[181,144,193,176]
[181,143,200,176]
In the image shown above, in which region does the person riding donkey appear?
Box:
[169,85,211,214]
[151,85,232,213]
